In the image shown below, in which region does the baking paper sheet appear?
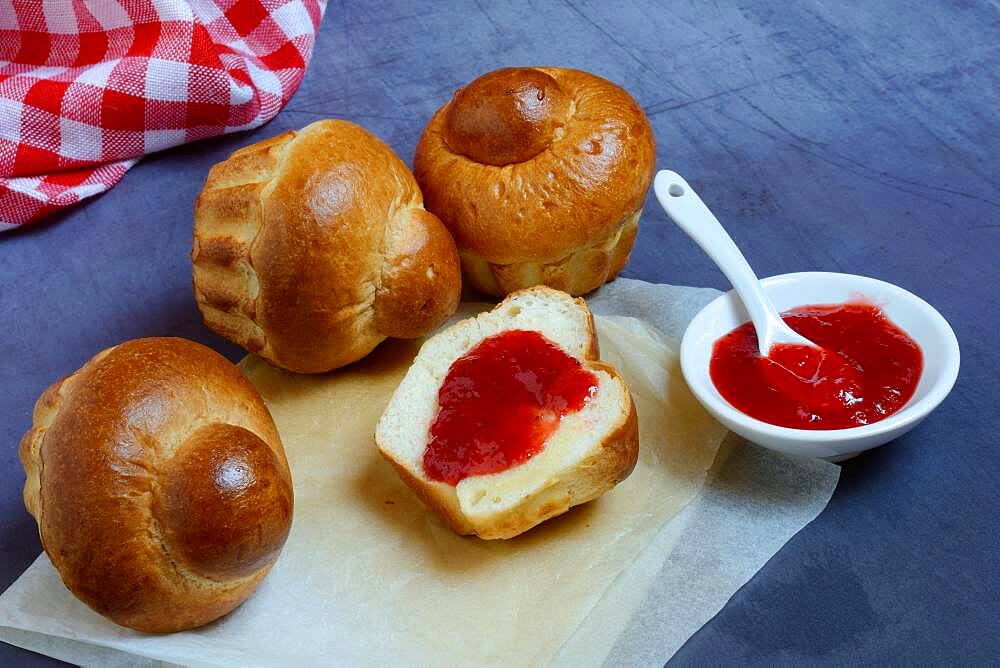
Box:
[0,279,840,666]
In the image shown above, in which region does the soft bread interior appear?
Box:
[377,288,628,534]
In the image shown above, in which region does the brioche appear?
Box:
[18,338,293,633]
[376,287,638,539]
[414,67,656,297]
[194,119,462,373]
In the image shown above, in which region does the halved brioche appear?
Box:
[375,287,638,539]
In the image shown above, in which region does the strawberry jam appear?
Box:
[710,303,922,430]
[424,329,598,485]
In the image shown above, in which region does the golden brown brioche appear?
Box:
[376,287,639,539]
[193,119,462,373]
[18,338,293,633]
[414,67,656,297]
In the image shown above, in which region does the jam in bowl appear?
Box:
[680,272,959,461]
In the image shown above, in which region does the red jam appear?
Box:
[424,330,598,485]
[709,303,922,430]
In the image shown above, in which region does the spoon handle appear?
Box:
[653,170,788,355]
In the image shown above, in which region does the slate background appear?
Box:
[2,1,998,664]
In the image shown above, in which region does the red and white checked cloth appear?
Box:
[0,0,326,232]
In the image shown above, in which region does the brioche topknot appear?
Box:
[19,337,292,632]
[414,67,656,297]
[194,119,462,373]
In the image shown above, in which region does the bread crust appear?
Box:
[414,67,656,296]
[376,287,638,539]
[380,452,474,536]
[194,120,461,373]
[458,209,640,297]
[18,338,293,632]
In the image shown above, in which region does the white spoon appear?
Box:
[653,170,818,356]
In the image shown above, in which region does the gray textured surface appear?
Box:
[2,1,998,664]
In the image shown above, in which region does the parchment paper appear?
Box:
[0,279,840,666]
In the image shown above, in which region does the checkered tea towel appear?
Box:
[0,0,326,232]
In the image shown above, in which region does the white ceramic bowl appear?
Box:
[680,272,960,461]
